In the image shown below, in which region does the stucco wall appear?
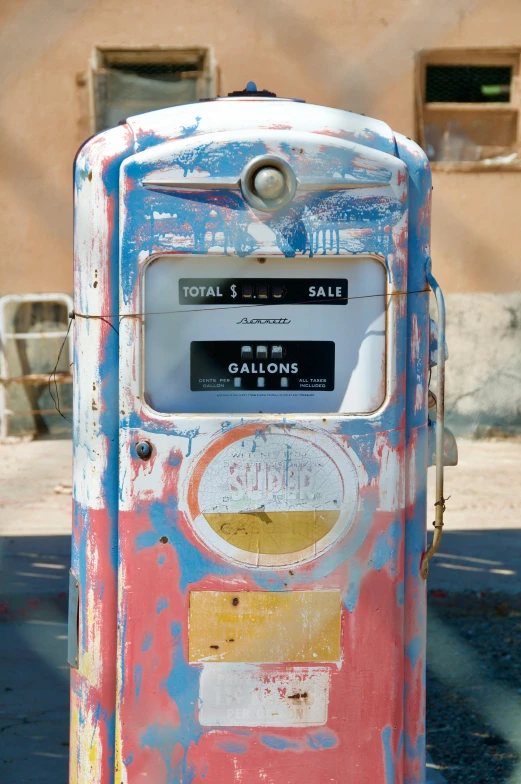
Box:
[444,293,521,434]
[0,0,520,433]
[1,0,521,294]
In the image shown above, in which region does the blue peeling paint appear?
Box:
[388,429,401,448]
[180,116,201,139]
[407,636,423,670]
[135,530,161,550]
[134,664,143,698]
[382,726,395,784]
[141,622,202,782]
[349,433,379,479]
[307,730,338,750]
[260,730,337,752]
[136,498,234,592]
[168,451,182,467]
[123,415,201,455]
[342,518,402,613]
[405,732,425,761]
[396,580,405,607]
[343,560,363,613]
[156,598,169,614]
[142,633,153,652]
[369,520,401,575]
[216,741,248,753]
[140,724,192,784]
[261,735,300,751]
[158,553,166,566]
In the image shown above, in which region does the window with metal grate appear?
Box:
[417,51,521,166]
[90,48,216,132]
[426,65,512,104]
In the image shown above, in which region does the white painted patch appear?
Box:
[246,221,280,251]
[198,665,330,727]
[378,439,403,511]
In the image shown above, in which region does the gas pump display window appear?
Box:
[144,255,386,415]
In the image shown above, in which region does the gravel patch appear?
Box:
[427,591,521,783]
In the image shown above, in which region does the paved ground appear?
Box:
[0,436,520,782]
[428,438,521,593]
[0,439,71,782]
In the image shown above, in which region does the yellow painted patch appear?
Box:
[189,590,341,663]
[203,510,339,554]
[69,698,79,784]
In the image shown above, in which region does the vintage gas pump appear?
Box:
[70,85,455,784]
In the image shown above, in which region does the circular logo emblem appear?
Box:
[186,426,359,568]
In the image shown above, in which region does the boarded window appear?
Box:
[417,50,521,165]
[91,48,216,132]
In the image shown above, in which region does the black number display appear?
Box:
[190,341,335,392]
[179,279,347,306]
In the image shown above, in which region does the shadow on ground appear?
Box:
[0,535,70,610]
[428,529,521,593]
[427,592,521,784]
[0,611,69,782]
[0,534,70,782]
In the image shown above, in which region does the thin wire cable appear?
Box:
[51,287,430,422]
[72,287,430,322]
[49,316,73,424]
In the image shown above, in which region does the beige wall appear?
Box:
[1,0,521,295]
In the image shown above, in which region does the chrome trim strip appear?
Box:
[143,175,390,192]
[143,176,239,190]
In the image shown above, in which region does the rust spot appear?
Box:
[226,638,235,642]
[289,570,294,577]
[91,399,98,411]
[92,382,96,391]
[159,536,168,544]
[232,597,239,606]
[87,170,92,181]
[93,281,98,288]
[210,645,219,650]
[288,692,308,700]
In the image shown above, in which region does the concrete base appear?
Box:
[443,292,521,436]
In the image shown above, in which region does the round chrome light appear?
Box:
[253,167,286,200]
[240,155,297,212]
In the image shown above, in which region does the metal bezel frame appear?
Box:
[240,155,297,212]
[137,251,392,420]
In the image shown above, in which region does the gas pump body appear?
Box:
[71,94,434,784]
